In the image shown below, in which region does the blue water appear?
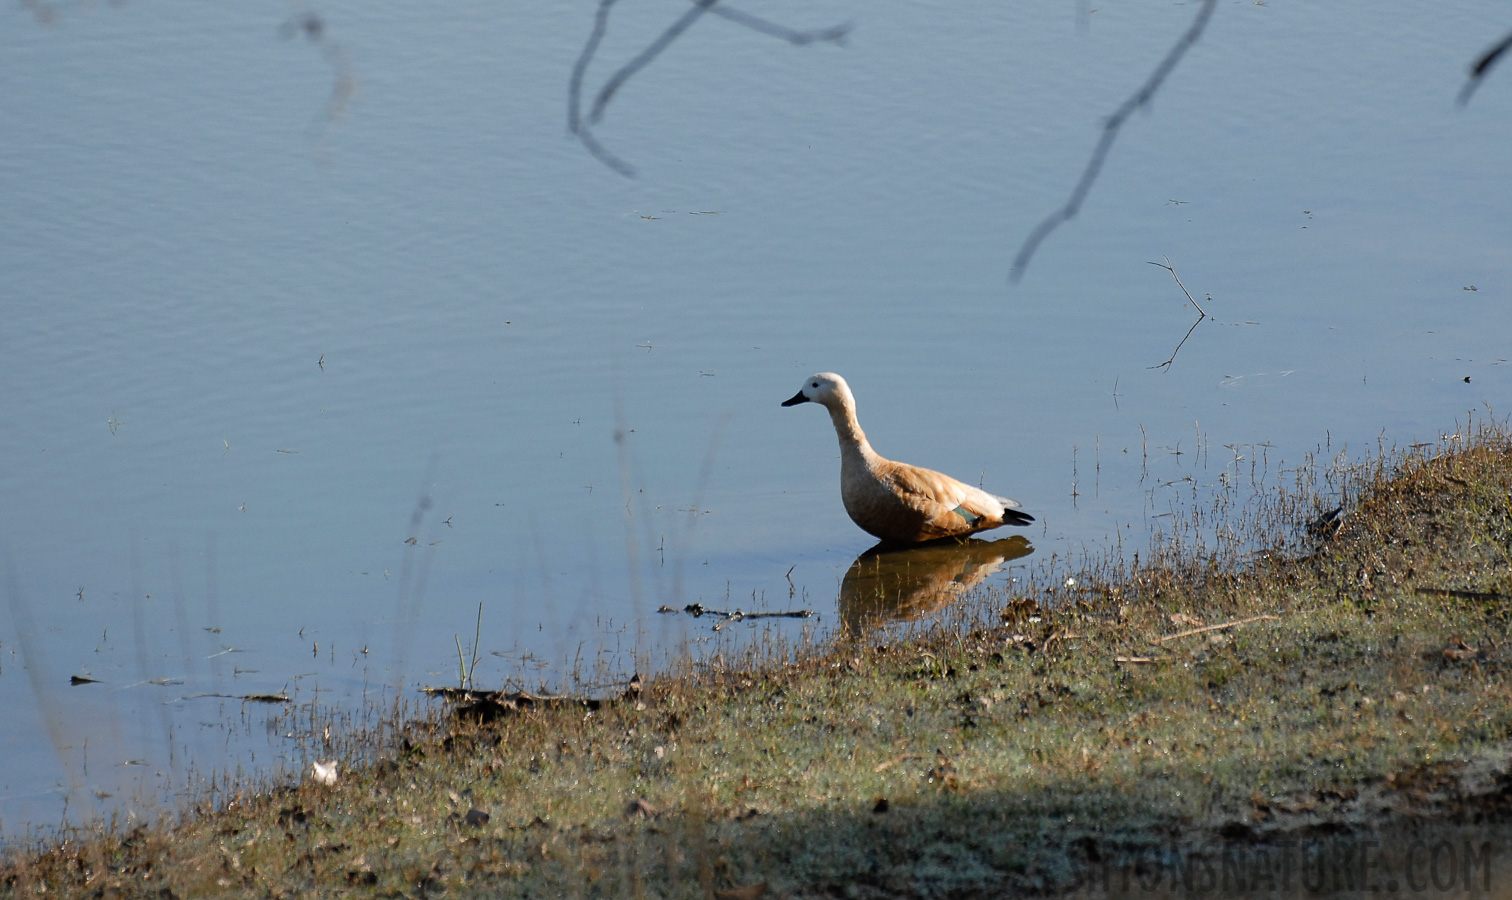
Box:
[2,0,1509,835]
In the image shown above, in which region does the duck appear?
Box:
[782,372,1034,544]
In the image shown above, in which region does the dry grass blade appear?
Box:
[1153,613,1279,644]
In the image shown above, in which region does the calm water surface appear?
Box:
[2,0,1509,834]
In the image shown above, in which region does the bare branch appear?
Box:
[1149,256,1205,317]
[577,122,638,178]
[1010,0,1217,283]
[1146,257,1209,372]
[1457,29,1512,106]
[567,0,618,136]
[568,0,847,177]
[279,9,357,145]
[590,0,719,128]
[1148,318,1204,373]
[566,0,638,176]
[710,7,851,46]
[1153,614,1278,644]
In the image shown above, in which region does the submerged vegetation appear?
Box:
[5,417,1512,897]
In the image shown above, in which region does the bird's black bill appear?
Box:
[781,392,809,407]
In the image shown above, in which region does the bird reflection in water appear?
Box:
[838,535,1033,637]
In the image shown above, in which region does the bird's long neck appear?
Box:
[827,400,876,464]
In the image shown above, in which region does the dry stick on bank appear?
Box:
[873,753,925,773]
[1113,591,1280,668]
[1414,586,1510,603]
[567,0,848,177]
[1010,0,1216,283]
[1153,612,1279,644]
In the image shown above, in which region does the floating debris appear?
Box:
[242,693,291,704]
[421,687,617,722]
[655,602,812,631]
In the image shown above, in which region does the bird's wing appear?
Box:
[878,461,975,518]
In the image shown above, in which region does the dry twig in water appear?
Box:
[1147,256,1210,371]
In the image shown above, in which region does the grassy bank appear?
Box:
[6,421,1512,898]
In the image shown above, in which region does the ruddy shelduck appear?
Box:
[782,373,1034,544]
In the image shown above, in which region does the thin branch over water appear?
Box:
[708,7,850,46]
[589,0,719,128]
[1010,0,1217,283]
[279,9,357,148]
[1457,29,1512,106]
[567,0,636,176]
[568,0,849,177]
